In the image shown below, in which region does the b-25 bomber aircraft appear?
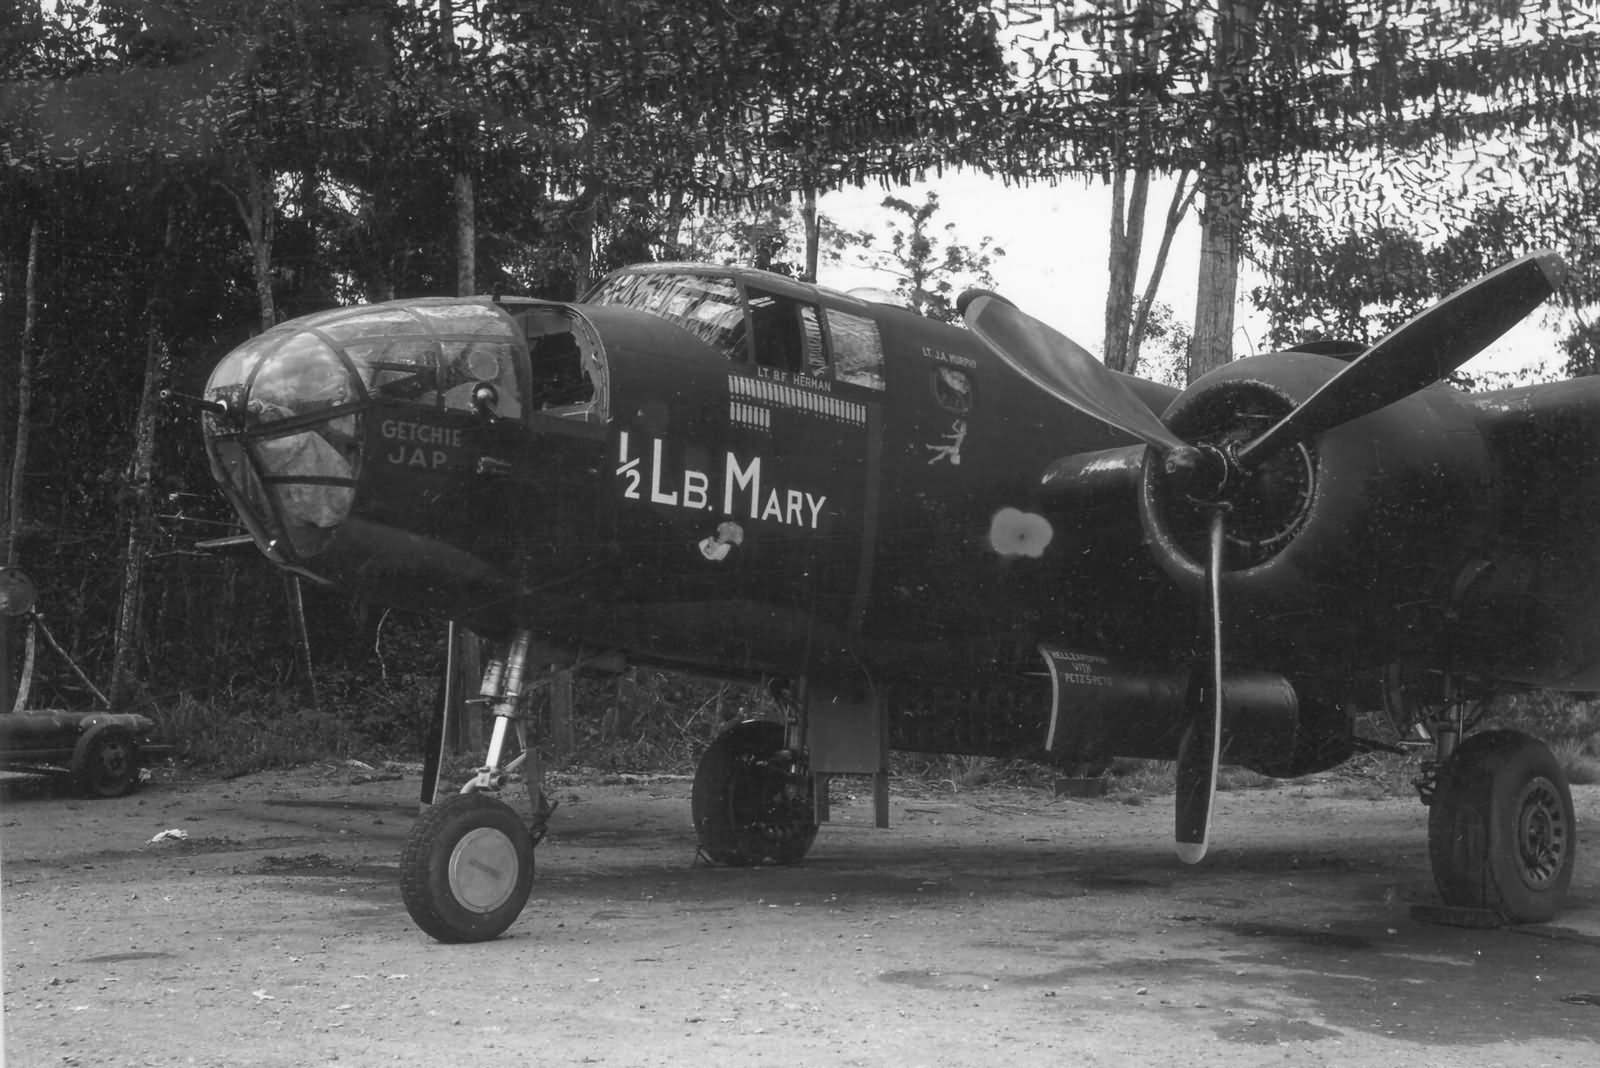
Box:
[193,251,1584,942]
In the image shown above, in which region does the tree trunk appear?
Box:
[454,168,476,296]
[1188,0,1259,384]
[1103,167,1150,373]
[801,187,820,282]
[1101,0,1167,376]
[1191,181,1247,383]
[572,197,597,296]
[222,158,276,332]
[1127,173,1196,373]
[439,0,475,297]
[5,220,40,567]
[109,211,175,708]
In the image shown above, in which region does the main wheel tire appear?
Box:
[1428,729,1576,924]
[401,792,534,943]
[692,719,818,866]
[71,723,140,798]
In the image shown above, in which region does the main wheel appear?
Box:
[692,719,818,866]
[1428,729,1576,923]
[401,791,534,943]
[71,723,140,798]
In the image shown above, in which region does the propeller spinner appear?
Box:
[963,250,1566,862]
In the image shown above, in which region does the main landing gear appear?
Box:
[1424,729,1576,923]
[1403,677,1577,924]
[692,719,819,867]
[401,631,548,943]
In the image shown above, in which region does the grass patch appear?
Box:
[154,673,435,776]
[1550,738,1600,786]
[1101,758,1281,798]
[888,754,1055,792]
[146,661,1600,795]
[1479,691,1600,786]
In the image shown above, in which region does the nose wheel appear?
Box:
[401,791,535,942]
[402,628,546,942]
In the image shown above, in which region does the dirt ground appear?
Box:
[3,761,1598,1068]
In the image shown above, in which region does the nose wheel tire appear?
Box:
[693,719,818,866]
[71,723,140,798]
[1427,729,1576,924]
[401,791,535,943]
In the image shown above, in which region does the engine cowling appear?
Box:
[1139,351,1498,666]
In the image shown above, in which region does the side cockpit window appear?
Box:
[746,289,809,374]
[514,305,609,422]
[825,309,887,390]
[586,268,884,394]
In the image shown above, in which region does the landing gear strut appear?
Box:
[401,630,548,942]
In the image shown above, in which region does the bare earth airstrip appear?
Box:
[4,764,1598,1067]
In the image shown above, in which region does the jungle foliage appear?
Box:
[4,2,1600,770]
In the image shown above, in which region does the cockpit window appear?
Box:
[513,305,608,421]
[586,270,745,361]
[746,289,810,373]
[825,309,887,390]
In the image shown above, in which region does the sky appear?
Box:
[814,169,1564,383]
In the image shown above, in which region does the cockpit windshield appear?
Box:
[586,269,746,361]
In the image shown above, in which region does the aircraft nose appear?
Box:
[201,324,363,564]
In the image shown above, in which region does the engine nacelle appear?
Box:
[1139,352,1498,667]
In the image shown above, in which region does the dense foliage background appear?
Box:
[4,1,1600,771]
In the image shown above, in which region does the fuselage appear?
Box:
[200,263,1600,766]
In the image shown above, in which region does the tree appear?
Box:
[1251,118,1600,382]
[0,0,1026,712]
[1001,1,1600,381]
[873,191,1003,323]
[1091,1,1202,377]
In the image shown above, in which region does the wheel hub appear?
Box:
[731,757,808,845]
[448,826,521,913]
[1148,382,1316,573]
[96,741,131,779]
[1514,776,1570,889]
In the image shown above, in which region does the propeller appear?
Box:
[963,250,1565,863]
[1236,250,1565,467]
[958,290,1202,475]
[1174,509,1226,863]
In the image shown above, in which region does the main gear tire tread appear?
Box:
[1427,729,1575,924]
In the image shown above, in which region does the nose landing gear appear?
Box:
[401,630,550,942]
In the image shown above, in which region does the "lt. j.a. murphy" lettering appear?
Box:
[615,431,827,529]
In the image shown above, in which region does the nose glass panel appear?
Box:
[203,325,364,560]
[201,299,541,564]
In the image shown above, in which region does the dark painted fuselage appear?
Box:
[200,263,1600,768]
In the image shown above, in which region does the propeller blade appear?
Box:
[1175,509,1227,864]
[1237,250,1565,467]
[962,291,1199,467]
